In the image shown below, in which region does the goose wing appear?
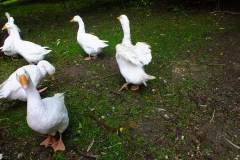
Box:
[116,42,152,67]
[81,33,108,49]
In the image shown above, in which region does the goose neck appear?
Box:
[77,20,85,34]
[121,21,132,45]
[25,80,43,112]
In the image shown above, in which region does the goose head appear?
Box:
[37,60,56,79]
[16,69,31,89]
[117,14,131,45]
[2,22,20,33]
[2,23,13,31]
[117,15,130,26]
[70,15,83,23]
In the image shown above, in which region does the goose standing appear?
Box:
[70,15,108,60]
[0,12,20,57]
[2,22,51,64]
[116,15,155,91]
[0,60,55,101]
[16,69,69,152]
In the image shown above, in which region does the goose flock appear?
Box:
[0,12,155,152]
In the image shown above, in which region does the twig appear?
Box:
[224,137,240,150]
[207,63,225,66]
[210,11,240,15]
[209,109,215,123]
[104,142,121,149]
[80,153,98,159]
[87,139,95,152]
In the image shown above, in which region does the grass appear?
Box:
[0,1,237,160]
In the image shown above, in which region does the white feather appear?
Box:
[14,69,69,136]
[2,12,20,56]
[72,15,108,56]
[116,15,155,86]
[3,21,50,63]
[0,61,55,101]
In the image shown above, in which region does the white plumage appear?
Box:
[2,22,51,63]
[26,93,68,136]
[116,15,155,91]
[0,12,20,56]
[71,15,108,60]
[0,60,55,101]
[16,69,69,152]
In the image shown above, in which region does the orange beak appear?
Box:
[2,24,8,30]
[19,75,28,89]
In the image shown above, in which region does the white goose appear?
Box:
[2,22,51,64]
[16,69,69,152]
[0,60,55,101]
[70,15,108,60]
[116,15,155,91]
[0,12,20,57]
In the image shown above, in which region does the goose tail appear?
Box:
[54,93,65,102]
[147,75,156,80]
[44,49,52,55]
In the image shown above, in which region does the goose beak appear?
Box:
[2,25,8,30]
[70,18,74,22]
[117,16,121,20]
[19,75,28,89]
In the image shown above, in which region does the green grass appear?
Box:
[0,1,233,160]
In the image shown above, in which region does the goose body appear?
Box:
[71,15,108,60]
[0,60,55,101]
[2,22,51,63]
[17,69,69,151]
[26,92,69,136]
[116,15,155,91]
[1,12,20,56]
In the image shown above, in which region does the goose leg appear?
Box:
[84,55,91,61]
[11,56,17,61]
[119,83,129,91]
[52,134,65,152]
[38,87,48,93]
[92,55,97,60]
[131,85,140,91]
[11,55,19,61]
[40,135,56,147]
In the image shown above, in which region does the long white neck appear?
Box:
[77,20,85,35]
[121,21,132,45]
[8,27,21,40]
[24,79,44,115]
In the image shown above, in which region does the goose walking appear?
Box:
[0,12,20,57]
[70,15,108,60]
[2,22,51,63]
[16,69,69,152]
[116,15,155,91]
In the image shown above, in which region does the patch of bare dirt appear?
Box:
[186,15,240,159]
